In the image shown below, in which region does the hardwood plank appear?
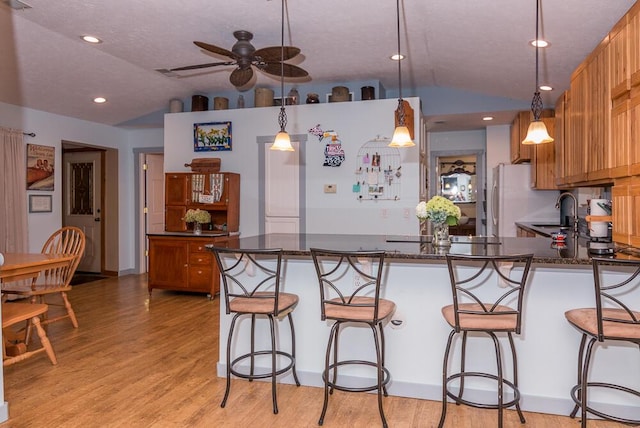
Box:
[0,275,624,427]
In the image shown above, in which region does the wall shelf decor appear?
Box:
[354,137,401,200]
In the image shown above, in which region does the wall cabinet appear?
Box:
[164,172,240,233]
[148,234,232,297]
[611,177,640,247]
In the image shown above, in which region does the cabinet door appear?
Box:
[165,206,187,232]
[165,173,190,205]
[148,239,188,288]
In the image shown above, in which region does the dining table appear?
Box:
[0,252,75,283]
[0,252,75,357]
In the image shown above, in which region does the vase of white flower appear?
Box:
[416,195,461,248]
[183,209,211,235]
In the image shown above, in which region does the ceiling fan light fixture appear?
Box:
[522,0,553,145]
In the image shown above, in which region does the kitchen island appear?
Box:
[209,234,640,418]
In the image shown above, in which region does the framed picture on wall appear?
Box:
[28,194,53,213]
[193,121,232,152]
[26,144,55,191]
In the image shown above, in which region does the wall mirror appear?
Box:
[439,159,476,203]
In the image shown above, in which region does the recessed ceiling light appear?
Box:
[93,97,107,104]
[482,116,494,121]
[82,35,102,44]
[390,54,405,61]
[539,85,553,91]
[530,39,549,48]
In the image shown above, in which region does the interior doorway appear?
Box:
[430,149,486,236]
[62,142,118,275]
[135,148,164,274]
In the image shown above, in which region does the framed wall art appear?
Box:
[28,194,53,213]
[193,121,232,152]
[26,143,55,191]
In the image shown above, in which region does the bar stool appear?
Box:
[438,253,533,428]
[310,248,396,428]
[564,257,640,427]
[210,247,300,414]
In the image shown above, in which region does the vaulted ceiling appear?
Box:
[0,0,635,129]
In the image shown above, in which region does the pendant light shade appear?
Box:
[272,130,294,151]
[522,119,554,145]
[522,0,553,145]
[389,125,413,148]
[270,0,295,152]
[389,0,415,148]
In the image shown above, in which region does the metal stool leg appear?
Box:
[287,312,301,387]
[221,314,240,408]
[249,314,256,381]
[489,332,504,428]
[438,330,456,428]
[371,323,388,428]
[268,314,278,414]
[457,331,468,403]
[378,322,389,397]
[508,332,526,423]
[570,334,588,419]
[319,321,339,426]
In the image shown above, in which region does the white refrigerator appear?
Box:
[491,163,559,237]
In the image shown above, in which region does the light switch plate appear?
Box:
[324,184,337,193]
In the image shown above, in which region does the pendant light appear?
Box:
[522,0,554,145]
[270,0,294,151]
[389,0,415,148]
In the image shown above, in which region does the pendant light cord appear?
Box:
[531,0,543,121]
[278,0,287,132]
[396,0,406,126]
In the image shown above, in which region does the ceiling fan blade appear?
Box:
[230,67,254,87]
[170,61,235,72]
[261,62,309,78]
[194,41,237,59]
[254,46,301,62]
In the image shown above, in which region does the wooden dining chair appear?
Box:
[2,302,57,366]
[3,226,86,331]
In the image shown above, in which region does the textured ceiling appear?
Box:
[0,0,635,130]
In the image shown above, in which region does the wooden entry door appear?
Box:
[63,151,103,273]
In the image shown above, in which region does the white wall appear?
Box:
[0,101,163,272]
[164,98,422,237]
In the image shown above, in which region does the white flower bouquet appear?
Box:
[416,195,461,226]
[183,208,211,224]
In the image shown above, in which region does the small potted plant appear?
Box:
[183,209,211,235]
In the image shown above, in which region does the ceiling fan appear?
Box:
[167,30,309,89]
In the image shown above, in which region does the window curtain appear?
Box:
[0,127,28,253]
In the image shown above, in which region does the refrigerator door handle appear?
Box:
[491,182,498,227]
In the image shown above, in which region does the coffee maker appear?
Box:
[587,199,614,255]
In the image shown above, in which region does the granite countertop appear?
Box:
[147,231,229,238]
[207,233,640,265]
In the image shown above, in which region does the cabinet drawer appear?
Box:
[189,241,216,253]
[189,266,213,289]
[190,252,212,265]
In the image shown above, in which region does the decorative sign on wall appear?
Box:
[193,121,232,152]
[26,143,55,191]
[308,124,345,167]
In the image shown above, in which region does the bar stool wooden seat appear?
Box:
[439,253,533,428]
[210,247,300,414]
[310,248,395,428]
[565,256,640,427]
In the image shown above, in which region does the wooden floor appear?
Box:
[0,274,624,427]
